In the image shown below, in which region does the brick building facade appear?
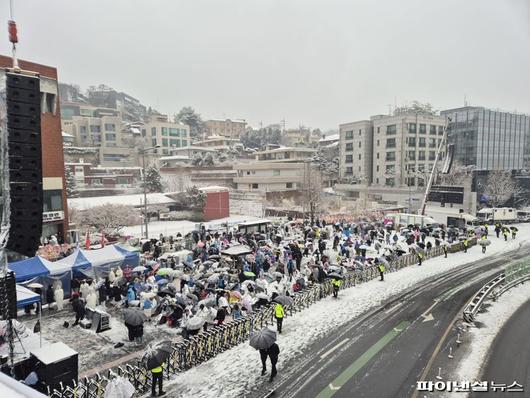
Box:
[0,55,69,242]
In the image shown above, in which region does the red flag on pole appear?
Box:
[101,229,105,248]
[85,230,91,250]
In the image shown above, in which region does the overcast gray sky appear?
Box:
[1,0,529,130]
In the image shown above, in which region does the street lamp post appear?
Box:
[139,145,160,239]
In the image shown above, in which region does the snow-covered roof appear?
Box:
[319,133,339,142]
[69,193,176,210]
[130,127,141,134]
[171,146,217,153]
[62,131,74,138]
[199,186,230,193]
[255,147,316,155]
[159,155,190,161]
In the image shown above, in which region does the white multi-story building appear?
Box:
[204,119,246,139]
[141,114,190,156]
[339,120,373,183]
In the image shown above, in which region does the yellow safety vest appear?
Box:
[378,264,385,272]
[275,304,284,318]
[332,279,341,287]
[151,365,163,373]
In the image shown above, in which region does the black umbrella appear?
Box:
[249,328,277,350]
[273,295,293,307]
[158,287,175,298]
[142,340,173,370]
[123,308,147,326]
[328,273,343,280]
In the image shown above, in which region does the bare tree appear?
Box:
[482,170,525,207]
[79,204,140,235]
[302,163,323,224]
[438,161,475,186]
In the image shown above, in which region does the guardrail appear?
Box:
[48,239,474,398]
[462,274,506,323]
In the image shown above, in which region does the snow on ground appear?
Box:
[162,225,530,398]
[450,282,530,395]
[122,215,261,239]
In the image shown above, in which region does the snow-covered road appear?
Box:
[160,225,530,398]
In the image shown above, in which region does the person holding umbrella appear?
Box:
[143,341,171,397]
[249,328,280,381]
[268,342,280,382]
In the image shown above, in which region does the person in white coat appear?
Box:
[108,269,116,283]
[80,281,89,299]
[115,268,124,279]
[54,285,64,310]
[86,291,97,309]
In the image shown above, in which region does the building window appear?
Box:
[170,139,180,147]
[419,124,426,134]
[386,152,396,161]
[43,189,63,212]
[152,138,157,146]
[376,165,379,172]
[80,126,87,134]
[358,141,362,148]
[105,133,116,141]
[386,138,396,148]
[251,183,259,189]
[377,153,380,159]
[377,127,380,134]
[358,154,362,160]
[418,137,426,147]
[376,178,379,184]
[345,130,353,140]
[345,167,353,175]
[385,177,395,187]
[345,143,353,151]
[429,151,436,161]
[104,123,116,131]
[169,128,180,137]
[181,130,187,138]
[273,169,280,176]
[286,182,293,188]
[376,140,380,146]
[408,137,416,147]
[90,125,101,133]
[408,151,416,160]
[141,129,146,137]
[385,164,395,173]
[386,125,397,135]
[162,149,169,155]
[418,151,426,160]
[359,129,362,136]
[408,123,416,134]
[162,127,168,136]
[429,125,436,134]
[407,177,415,186]
[182,140,188,146]
[151,127,157,136]
[438,125,444,135]
[345,155,353,163]
[429,138,437,147]
[162,138,168,147]
[42,93,56,114]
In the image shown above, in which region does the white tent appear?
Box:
[81,246,124,268]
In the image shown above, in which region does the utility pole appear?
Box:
[139,145,160,239]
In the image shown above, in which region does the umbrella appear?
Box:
[156,268,173,276]
[244,271,256,277]
[510,227,518,231]
[230,291,242,300]
[157,278,169,286]
[132,266,147,273]
[197,241,205,248]
[187,293,198,302]
[27,283,43,289]
[328,265,341,273]
[207,274,220,284]
[273,272,283,278]
[256,292,269,300]
[242,280,256,287]
[124,308,147,326]
[158,287,175,297]
[142,340,173,369]
[328,273,343,280]
[198,296,217,308]
[478,239,491,246]
[142,292,157,299]
[186,316,204,331]
[249,327,277,350]
[273,295,293,306]
[359,244,369,250]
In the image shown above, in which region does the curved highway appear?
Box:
[247,244,530,398]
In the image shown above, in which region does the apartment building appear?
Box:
[204,118,246,139]
[339,120,373,183]
[141,114,190,156]
[233,147,315,192]
[192,135,241,152]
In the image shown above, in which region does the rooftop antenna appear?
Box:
[387,104,392,115]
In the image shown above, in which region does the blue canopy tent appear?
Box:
[114,245,140,267]
[16,285,41,308]
[8,257,51,282]
[52,249,92,278]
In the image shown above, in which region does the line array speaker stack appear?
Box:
[4,71,43,257]
[0,271,17,320]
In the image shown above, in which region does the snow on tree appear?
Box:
[79,204,139,235]
[394,101,438,116]
[65,167,79,198]
[162,174,188,192]
[240,127,281,149]
[482,170,525,207]
[174,106,205,139]
[185,186,207,210]
[438,161,475,186]
[143,165,163,193]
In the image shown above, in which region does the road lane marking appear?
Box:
[320,338,350,359]
[316,320,411,398]
[420,300,439,322]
